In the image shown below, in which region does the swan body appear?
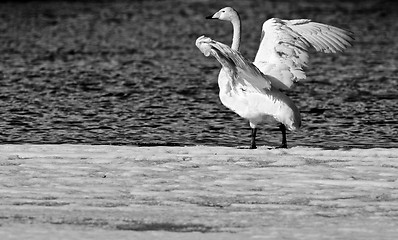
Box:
[216,70,300,131]
[196,36,300,148]
[199,7,353,148]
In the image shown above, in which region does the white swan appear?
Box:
[198,7,353,149]
[196,36,300,149]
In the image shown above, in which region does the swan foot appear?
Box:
[250,128,257,149]
[236,145,257,149]
[275,143,288,149]
[278,124,288,149]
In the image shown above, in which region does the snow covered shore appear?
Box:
[0,145,397,239]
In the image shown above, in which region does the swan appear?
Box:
[196,36,300,149]
[198,7,354,149]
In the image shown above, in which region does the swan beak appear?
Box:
[206,11,220,20]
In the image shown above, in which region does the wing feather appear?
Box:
[321,31,348,51]
[289,21,354,53]
[301,32,329,52]
[196,36,272,93]
[254,18,354,89]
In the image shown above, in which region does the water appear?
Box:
[0,0,397,148]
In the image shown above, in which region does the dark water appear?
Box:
[0,0,397,148]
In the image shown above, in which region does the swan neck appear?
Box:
[231,15,241,51]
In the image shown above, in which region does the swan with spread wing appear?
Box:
[197,7,354,149]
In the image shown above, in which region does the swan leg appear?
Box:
[277,124,288,148]
[250,128,257,149]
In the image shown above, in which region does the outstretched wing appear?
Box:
[196,35,272,93]
[253,18,354,89]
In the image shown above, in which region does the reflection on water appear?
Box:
[0,1,397,148]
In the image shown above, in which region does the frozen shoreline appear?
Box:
[1,144,397,239]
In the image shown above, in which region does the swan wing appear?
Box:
[253,18,354,89]
[196,35,272,93]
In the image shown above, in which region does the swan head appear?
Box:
[206,7,239,22]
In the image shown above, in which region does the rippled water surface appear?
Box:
[0,0,397,148]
